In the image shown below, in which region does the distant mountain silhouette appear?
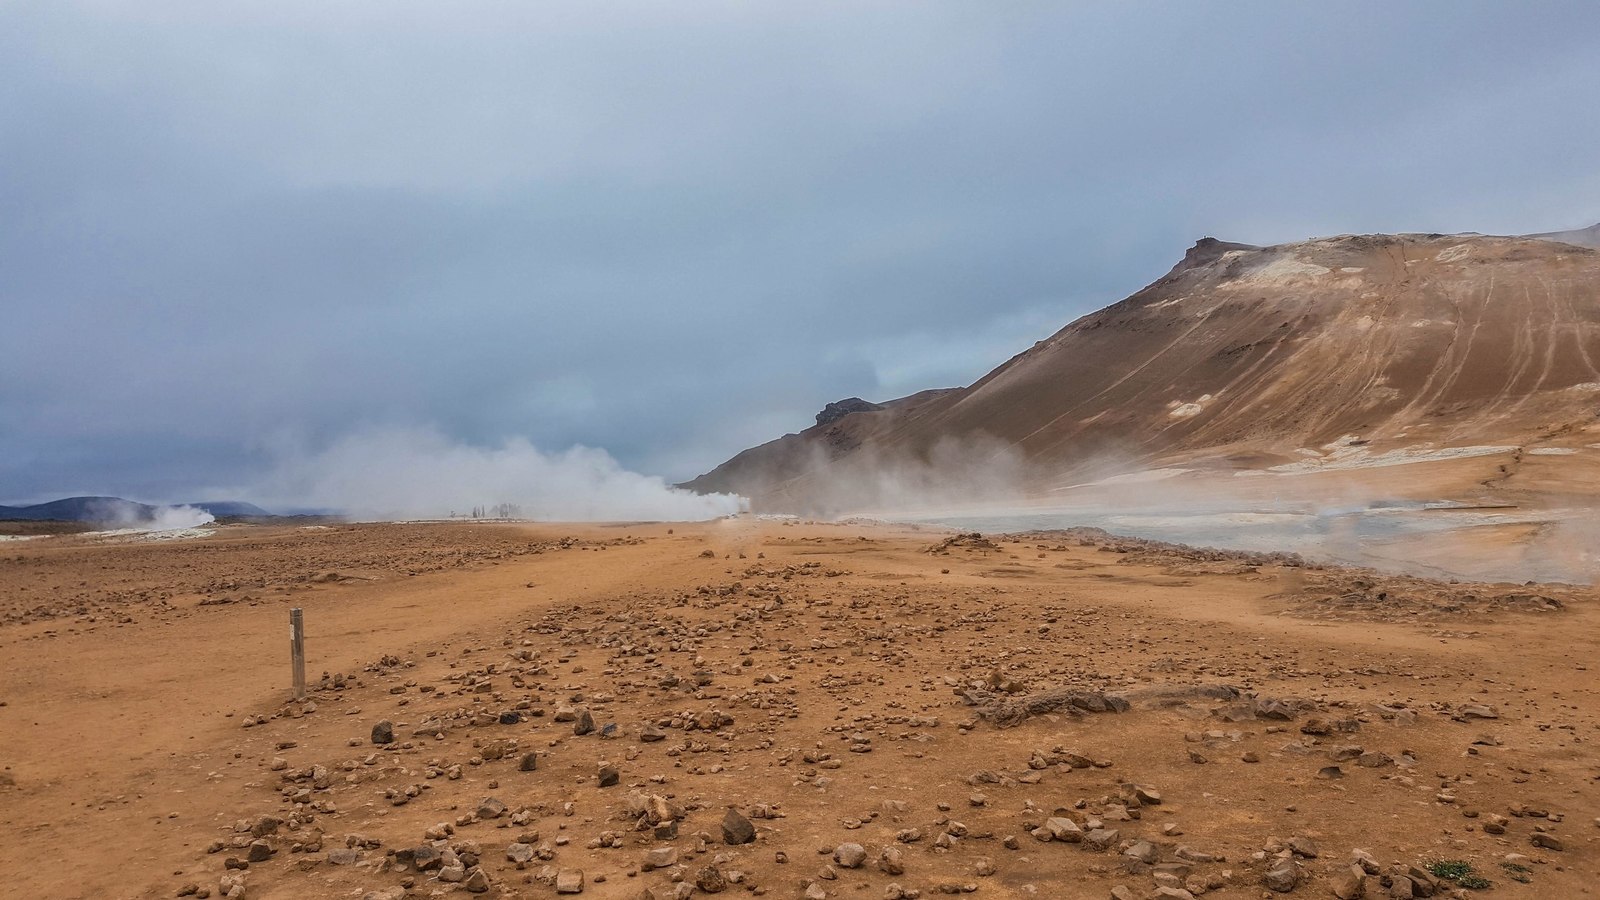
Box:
[0,496,268,523]
[0,496,157,522]
[188,500,270,517]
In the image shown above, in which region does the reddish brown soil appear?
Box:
[1,521,1595,900]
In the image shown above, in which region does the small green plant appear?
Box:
[1427,860,1473,880]
[1501,860,1532,884]
[1426,860,1491,890]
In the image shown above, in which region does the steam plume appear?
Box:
[261,426,746,521]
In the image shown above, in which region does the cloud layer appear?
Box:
[3,2,1598,505]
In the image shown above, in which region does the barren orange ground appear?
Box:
[1,521,1595,899]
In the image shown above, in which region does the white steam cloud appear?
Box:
[86,499,215,531]
[261,426,746,521]
[138,504,216,531]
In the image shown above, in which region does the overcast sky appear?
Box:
[4,1,1599,506]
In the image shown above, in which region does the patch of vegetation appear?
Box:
[1427,860,1492,890]
[1428,860,1473,880]
[1500,860,1532,884]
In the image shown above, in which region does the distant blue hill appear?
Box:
[0,496,271,522]
[187,500,271,517]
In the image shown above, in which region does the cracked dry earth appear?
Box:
[0,521,1596,900]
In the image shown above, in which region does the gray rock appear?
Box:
[411,844,442,871]
[1531,832,1564,851]
[834,842,866,868]
[1083,828,1119,851]
[695,866,729,893]
[507,843,535,864]
[1263,858,1300,893]
[1123,840,1159,864]
[371,720,395,745]
[722,808,756,845]
[1044,816,1083,842]
[574,709,596,736]
[555,868,584,894]
[642,847,677,871]
[1332,865,1366,899]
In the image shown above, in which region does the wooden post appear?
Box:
[290,608,306,700]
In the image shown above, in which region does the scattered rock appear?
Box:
[555,868,584,893]
[722,808,756,845]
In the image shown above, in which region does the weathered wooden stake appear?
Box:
[290,607,306,700]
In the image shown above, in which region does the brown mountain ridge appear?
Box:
[686,228,1600,511]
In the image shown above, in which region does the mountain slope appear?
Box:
[0,497,265,523]
[689,229,1600,511]
[0,497,161,522]
[1526,223,1600,250]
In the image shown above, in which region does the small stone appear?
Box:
[835,843,867,868]
[642,847,678,870]
[1263,858,1300,893]
[722,808,756,845]
[463,867,490,893]
[518,751,539,771]
[371,720,395,745]
[695,866,729,893]
[507,843,535,864]
[574,710,596,736]
[1044,817,1082,843]
[1083,828,1119,852]
[1124,840,1159,864]
[1332,865,1366,899]
[555,868,584,893]
[1531,832,1564,851]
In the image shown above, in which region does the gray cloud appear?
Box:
[3,1,1599,505]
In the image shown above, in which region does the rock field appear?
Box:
[0,520,1595,899]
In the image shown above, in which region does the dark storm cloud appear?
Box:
[3,1,1598,505]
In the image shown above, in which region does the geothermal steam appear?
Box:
[263,426,746,521]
